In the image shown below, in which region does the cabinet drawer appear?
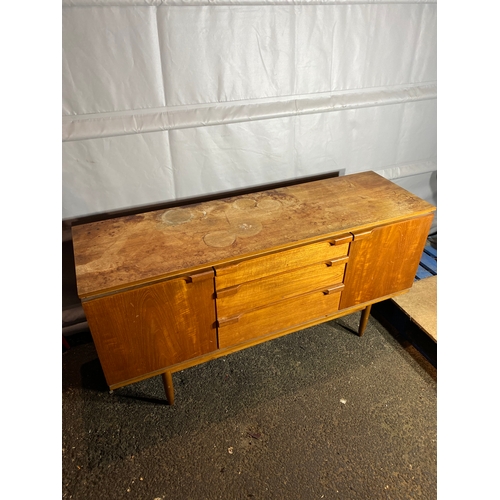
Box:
[215,236,351,289]
[217,258,347,318]
[217,288,343,349]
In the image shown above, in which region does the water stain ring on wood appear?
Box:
[257,198,282,211]
[233,220,263,238]
[203,231,236,248]
[203,219,263,247]
[232,198,257,210]
[161,209,193,226]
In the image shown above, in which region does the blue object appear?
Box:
[423,245,437,259]
[415,244,437,280]
[416,266,433,280]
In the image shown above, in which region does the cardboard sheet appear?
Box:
[392,276,437,342]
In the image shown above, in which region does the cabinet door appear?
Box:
[82,271,217,387]
[340,214,433,309]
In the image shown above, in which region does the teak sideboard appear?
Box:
[72,171,436,404]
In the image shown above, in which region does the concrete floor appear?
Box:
[62,311,437,500]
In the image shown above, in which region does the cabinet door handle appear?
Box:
[185,270,214,283]
[351,230,373,241]
[217,315,241,327]
[216,285,241,298]
[323,283,345,295]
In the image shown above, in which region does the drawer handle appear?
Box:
[216,284,241,298]
[215,262,241,276]
[323,283,345,295]
[217,315,241,328]
[325,256,349,267]
[328,233,353,246]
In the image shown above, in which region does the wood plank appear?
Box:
[72,171,436,297]
[392,275,437,342]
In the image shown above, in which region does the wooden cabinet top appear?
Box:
[72,171,436,298]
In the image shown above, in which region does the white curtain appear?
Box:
[62,0,437,233]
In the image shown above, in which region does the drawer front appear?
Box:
[217,258,347,318]
[215,237,351,289]
[218,288,343,349]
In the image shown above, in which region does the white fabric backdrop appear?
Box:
[62,0,437,233]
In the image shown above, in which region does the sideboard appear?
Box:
[72,171,436,404]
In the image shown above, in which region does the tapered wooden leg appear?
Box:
[161,371,175,405]
[358,304,372,337]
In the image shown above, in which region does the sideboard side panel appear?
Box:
[83,274,217,387]
[340,214,434,309]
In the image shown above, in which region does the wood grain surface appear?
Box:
[82,272,217,386]
[217,289,343,349]
[72,171,436,298]
[215,240,349,290]
[216,258,347,318]
[340,215,434,308]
